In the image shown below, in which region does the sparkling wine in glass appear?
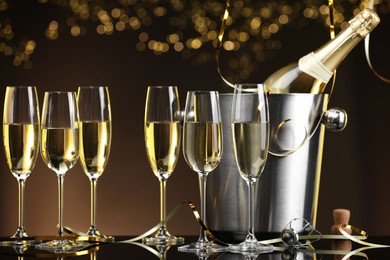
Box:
[36,91,87,252]
[143,85,184,245]
[178,91,226,255]
[77,86,112,239]
[229,84,273,257]
[1,86,40,247]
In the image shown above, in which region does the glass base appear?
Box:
[35,239,91,254]
[178,240,228,256]
[229,240,273,257]
[87,226,115,242]
[0,227,41,252]
[143,234,184,246]
[142,227,184,246]
[0,239,41,254]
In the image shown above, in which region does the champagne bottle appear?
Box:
[264,8,380,94]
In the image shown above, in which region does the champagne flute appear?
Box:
[143,85,184,245]
[1,86,40,247]
[229,84,273,257]
[36,91,85,252]
[77,86,112,239]
[178,91,226,255]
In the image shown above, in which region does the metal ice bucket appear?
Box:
[206,93,329,243]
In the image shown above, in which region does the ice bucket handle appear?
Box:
[268,93,347,157]
[322,107,348,132]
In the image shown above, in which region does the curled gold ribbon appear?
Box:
[338,224,390,248]
[364,0,390,83]
[261,224,383,260]
[63,226,115,243]
[336,224,390,260]
[215,0,339,93]
[119,200,227,246]
[0,238,99,258]
[270,245,369,259]
[260,233,367,245]
[327,0,337,99]
[186,201,228,245]
[216,0,235,88]
[0,227,113,257]
[0,199,224,257]
[1,204,390,259]
[119,201,191,243]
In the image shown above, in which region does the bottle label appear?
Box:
[298,52,333,83]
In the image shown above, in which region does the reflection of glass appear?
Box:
[178,91,226,255]
[36,91,86,252]
[90,251,97,260]
[77,86,112,239]
[229,84,273,258]
[126,241,171,260]
[143,86,184,245]
[1,86,40,247]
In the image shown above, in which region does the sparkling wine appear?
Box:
[79,121,111,179]
[264,8,380,94]
[183,121,222,174]
[232,122,269,182]
[3,123,39,179]
[41,127,79,175]
[145,121,181,179]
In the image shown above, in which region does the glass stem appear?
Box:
[197,173,208,243]
[159,178,167,228]
[16,178,26,238]
[90,178,98,229]
[246,180,257,241]
[57,174,64,237]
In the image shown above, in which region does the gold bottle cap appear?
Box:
[349,8,380,37]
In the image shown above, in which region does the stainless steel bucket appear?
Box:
[206,93,328,243]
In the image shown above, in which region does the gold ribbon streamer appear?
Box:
[122,241,162,258]
[215,0,337,158]
[261,224,381,260]
[63,226,115,243]
[337,225,390,260]
[327,0,337,99]
[271,246,369,259]
[338,224,389,248]
[270,0,337,157]
[1,205,390,259]
[363,35,390,82]
[186,201,228,245]
[119,201,189,243]
[215,0,339,93]
[119,200,227,246]
[0,199,225,258]
[216,0,235,88]
[364,0,390,83]
[260,234,367,245]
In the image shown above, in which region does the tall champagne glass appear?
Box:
[36,91,85,252]
[77,86,112,239]
[178,91,226,254]
[143,85,184,245]
[1,86,40,247]
[229,84,273,257]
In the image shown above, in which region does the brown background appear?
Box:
[0,1,389,238]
